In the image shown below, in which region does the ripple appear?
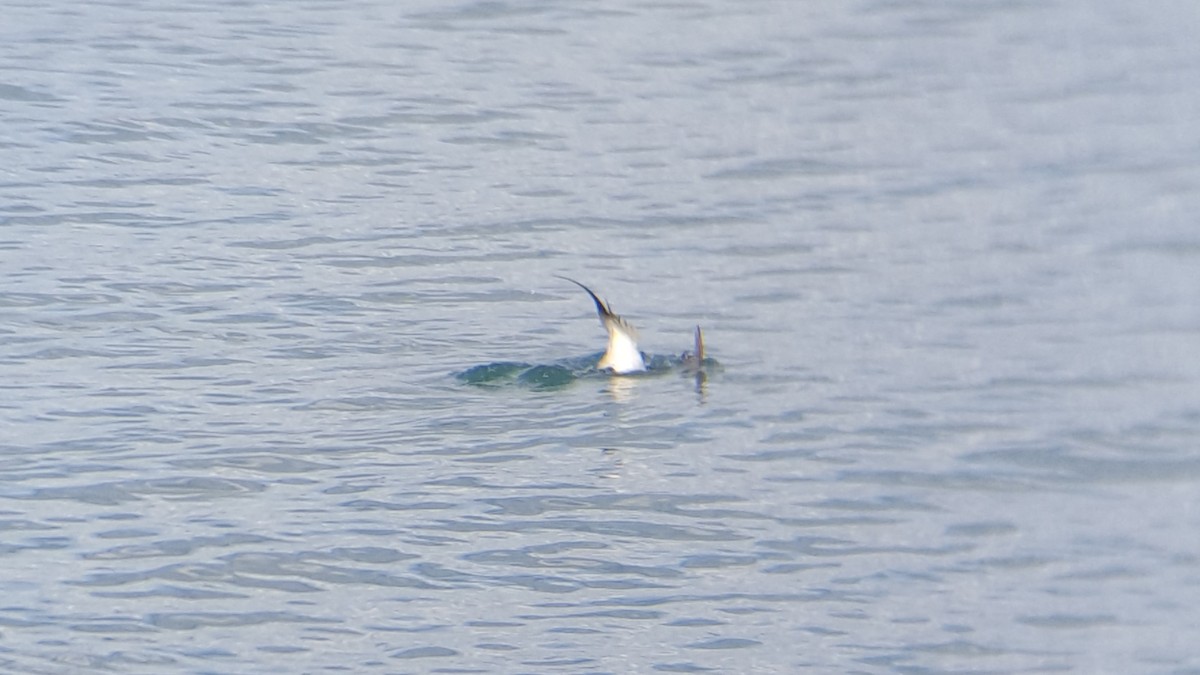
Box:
[686,637,762,650]
[390,646,459,659]
[147,611,339,630]
[25,477,267,505]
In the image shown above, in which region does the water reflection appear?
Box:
[603,374,638,403]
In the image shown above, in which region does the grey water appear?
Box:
[2,0,1199,672]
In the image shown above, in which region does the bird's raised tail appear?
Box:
[681,325,705,372]
[556,275,647,374]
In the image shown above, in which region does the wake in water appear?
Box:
[456,349,718,390]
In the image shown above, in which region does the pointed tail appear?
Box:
[683,325,706,372]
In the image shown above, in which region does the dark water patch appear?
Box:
[391,646,458,659]
[654,662,719,672]
[1016,613,1120,629]
[84,533,276,561]
[22,477,267,506]
[944,521,1018,538]
[0,83,63,102]
[147,611,339,630]
[517,364,576,390]
[421,517,747,542]
[686,637,762,650]
[964,447,1200,484]
[455,360,573,389]
[456,353,719,390]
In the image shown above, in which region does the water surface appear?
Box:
[2,0,1199,672]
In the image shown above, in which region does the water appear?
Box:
[2,0,1199,672]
